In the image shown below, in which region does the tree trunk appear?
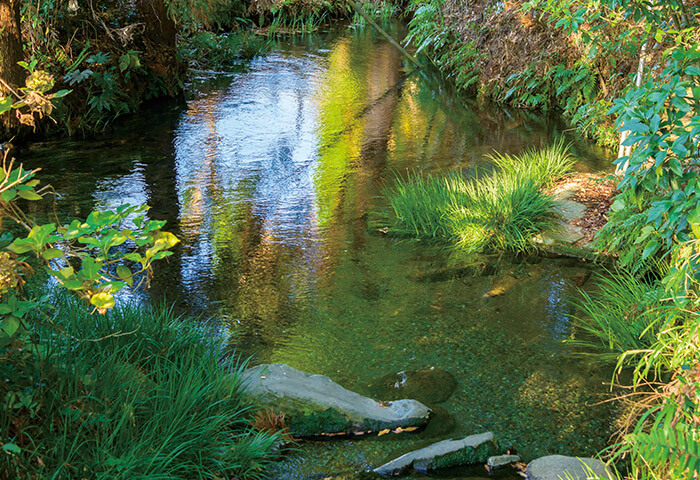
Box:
[138,0,183,92]
[0,0,24,140]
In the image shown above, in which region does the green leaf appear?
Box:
[116,265,133,287]
[62,279,85,290]
[153,231,179,249]
[2,443,21,454]
[688,206,700,225]
[42,248,64,260]
[611,198,626,212]
[1,190,17,202]
[17,190,43,201]
[1,316,20,337]
[80,256,102,280]
[123,253,142,262]
[52,89,71,98]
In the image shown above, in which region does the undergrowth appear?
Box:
[384,142,573,253]
[0,293,279,479]
[180,31,271,69]
[570,271,700,479]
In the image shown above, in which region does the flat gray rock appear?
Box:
[374,432,498,476]
[526,455,612,480]
[242,363,431,437]
[554,199,586,223]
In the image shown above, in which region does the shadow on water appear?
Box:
[22,23,615,479]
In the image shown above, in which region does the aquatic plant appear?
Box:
[180,31,270,68]
[487,139,576,189]
[0,293,279,479]
[386,172,469,239]
[569,268,700,479]
[449,173,558,253]
[384,142,573,253]
[352,1,398,25]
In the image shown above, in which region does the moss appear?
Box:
[286,407,349,436]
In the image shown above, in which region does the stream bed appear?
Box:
[23,25,615,479]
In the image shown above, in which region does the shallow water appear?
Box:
[24,25,615,479]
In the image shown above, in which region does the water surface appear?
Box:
[24,25,614,479]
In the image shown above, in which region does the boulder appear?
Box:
[526,455,612,480]
[242,364,431,437]
[373,432,499,476]
[367,368,457,404]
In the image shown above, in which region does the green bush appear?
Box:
[0,293,279,479]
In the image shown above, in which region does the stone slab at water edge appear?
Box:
[526,455,612,480]
[241,364,431,437]
[373,432,499,476]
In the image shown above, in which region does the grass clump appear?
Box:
[449,173,558,253]
[0,293,279,479]
[386,172,469,239]
[486,138,576,188]
[385,141,574,253]
[568,272,673,364]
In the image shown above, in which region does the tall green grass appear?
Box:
[0,294,279,479]
[569,271,700,479]
[449,173,559,253]
[386,172,469,239]
[384,142,573,253]
[568,272,674,364]
[486,138,576,188]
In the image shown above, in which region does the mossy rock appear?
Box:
[242,364,431,437]
[374,432,499,476]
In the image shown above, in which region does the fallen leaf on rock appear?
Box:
[378,429,390,436]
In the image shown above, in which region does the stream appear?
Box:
[23,24,615,479]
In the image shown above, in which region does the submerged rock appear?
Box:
[408,264,495,283]
[367,368,457,404]
[242,364,431,437]
[421,405,456,437]
[487,454,521,469]
[526,455,612,480]
[373,432,499,476]
[483,274,519,297]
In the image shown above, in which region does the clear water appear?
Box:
[23,25,615,479]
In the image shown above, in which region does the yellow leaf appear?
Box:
[378,429,390,436]
[90,292,115,312]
